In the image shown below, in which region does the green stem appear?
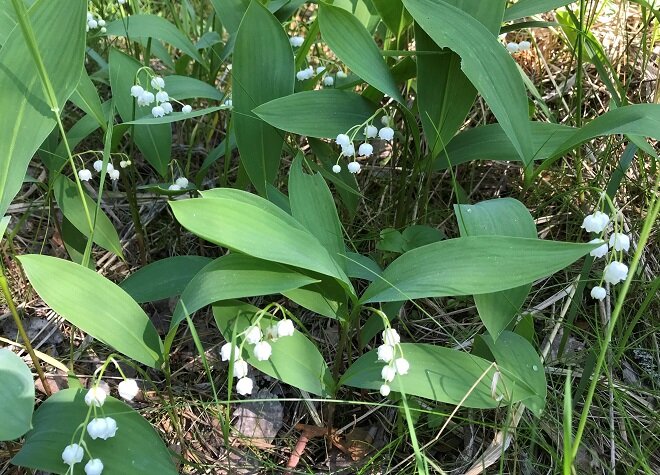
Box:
[0,263,51,395]
[570,173,660,459]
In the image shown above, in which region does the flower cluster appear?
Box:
[86,11,106,33]
[61,379,141,474]
[296,64,347,86]
[220,319,295,396]
[581,204,632,301]
[168,176,190,191]
[376,328,409,397]
[130,75,192,117]
[505,40,531,54]
[332,115,394,174]
[78,159,123,183]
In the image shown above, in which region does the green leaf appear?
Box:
[109,48,171,177]
[433,122,576,169]
[0,0,86,218]
[253,89,378,139]
[12,389,178,474]
[416,1,506,158]
[213,301,334,396]
[119,256,212,303]
[169,189,353,291]
[283,272,348,319]
[318,2,403,103]
[480,331,546,415]
[404,0,533,165]
[344,252,383,281]
[18,255,164,367]
[456,198,536,339]
[341,343,522,408]
[0,215,10,239]
[53,175,124,258]
[171,253,319,327]
[163,75,224,101]
[210,0,249,35]
[550,104,660,158]
[0,0,18,46]
[233,1,294,194]
[361,236,596,303]
[289,155,345,267]
[372,0,412,37]
[401,225,445,251]
[104,14,203,64]
[125,106,224,125]
[0,349,34,441]
[71,70,105,129]
[504,0,576,22]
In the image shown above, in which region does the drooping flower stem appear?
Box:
[0,263,50,395]
[570,172,660,459]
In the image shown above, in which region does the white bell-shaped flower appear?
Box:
[336,70,348,79]
[341,144,356,158]
[276,319,295,337]
[137,91,155,106]
[323,76,334,86]
[358,143,373,157]
[588,238,608,258]
[394,357,410,375]
[220,342,240,362]
[377,344,394,363]
[332,164,341,173]
[245,325,262,344]
[61,444,84,466]
[175,177,189,188]
[168,184,181,191]
[85,386,107,407]
[590,286,606,300]
[518,40,531,51]
[609,233,630,252]
[152,106,165,118]
[233,359,249,379]
[253,341,272,361]
[156,91,169,103]
[130,85,144,98]
[118,379,140,401]
[347,161,360,173]
[506,42,519,53]
[182,104,193,114]
[93,160,103,172]
[103,417,118,439]
[378,127,394,141]
[236,376,254,395]
[84,459,104,475]
[382,328,400,346]
[581,211,609,233]
[335,134,351,148]
[161,102,173,114]
[381,365,396,382]
[109,169,120,181]
[603,261,628,285]
[78,169,92,181]
[151,76,165,89]
[87,417,109,440]
[379,384,391,396]
[364,125,378,138]
[289,36,304,47]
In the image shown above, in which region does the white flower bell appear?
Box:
[394,357,410,375]
[378,127,394,141]
[156,91,169,103]
[609,233,630,252]
[377,344,394,363]
[323,76,334,86]
[61,444,84,466]
[245,325,262,344]
[347,161,360,173]
[151,76,165,89]
[85,386,107,407]
[78,169,92,181]
[233,359,249,379]
[335,134,351,148]
[289,36,304,47]
[364,125,378,138]
[358,143,373,157]
[182,104,192,114]
[379,384,391,396]
[109,169,120,181]
[518,40,531,51]
[236,376,254,395]
[168,184,181,191]
[276,319,295,337]
[118,379,140,401]
[161,102,173,114]
[84,459,104,475]
[381,365,396,382]
[87,417,109,440]
[336,70,348,79]
[130,85,144,98]
[588,239,608,258]
[341,144,355,158]
[175,177,189,188]
[253,341,272,361]
[581,211,609,233]
[603,261,628,285]
[590,286,606,300]
[152,106,165,118]
[332,164,341,173]
[382,328,400,346]
[220,342,240,362]
[506,42,519,53]
[137,91,155,106]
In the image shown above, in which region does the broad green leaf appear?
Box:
[171,253,318,327]
[53,175,123,258]
[214,301,335,396]
[61,217,95,269]
[210,0,249,34]
[549,104,660,158]
[0,215,10,239]
[0,0,17,46]
[404,0,533,165]
[12,389,177,474]
[334,0,380,31]
[0,349,34,441]
[169,189,353,290]
[318,2,403,103]
[125,106,224,125]
[283,272,349,319]
[361,236,596,303]
[119,256,213,303]
[71,70,105,129]
[456,199,536,339]
[163,75,224,101]
[18,255,163,367]
[378,225,445,254]
[289,155,345,267]
[0,0,85,218]
[480,331,546,415]
[377,228,406,253]
[344,252,383,281]
[416,1,506,158]
[253,90,378,139]
[104,14,203,64]
[372,0,412,37]
[233,1,294,194]
[109,49,171,177]
[433,122,576,169]
[504,0,576,22]
[341,343,525,408]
